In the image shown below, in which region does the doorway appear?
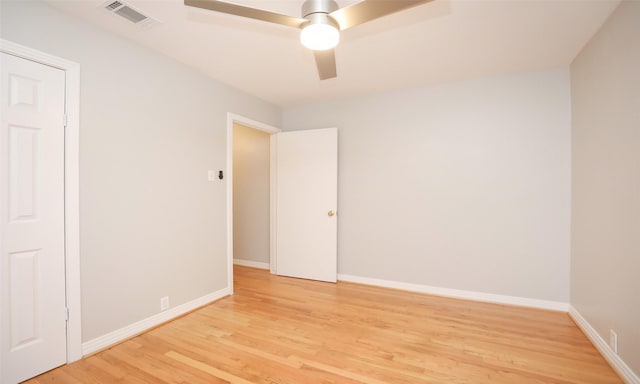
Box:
[226,114,280,294]
[232,123,270,269]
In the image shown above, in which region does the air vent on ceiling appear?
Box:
[105,1,122,11]
[102,0,159,27]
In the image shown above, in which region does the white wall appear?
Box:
[233,123,270,265]
[571,1,640,377]
[0,1,280,342]
[283,68,571,303]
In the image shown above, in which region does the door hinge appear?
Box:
[65,307,70,321]
[63,114,68,127]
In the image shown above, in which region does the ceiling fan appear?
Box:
[184,0,432,80]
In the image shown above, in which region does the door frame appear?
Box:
[226,113,280,294]
[0,39,82,363]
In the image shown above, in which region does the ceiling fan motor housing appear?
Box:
[301,0,339,18]
[302,0,340,30]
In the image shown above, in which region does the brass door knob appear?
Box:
[328,210,336,217]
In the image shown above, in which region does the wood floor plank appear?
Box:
[27,266,623,383]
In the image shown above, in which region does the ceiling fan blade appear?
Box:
[184,0,306,28]
[329,0,433,30]
[313,49,337,80]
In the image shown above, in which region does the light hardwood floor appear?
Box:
[27,266,622,383]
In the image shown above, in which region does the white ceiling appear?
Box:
[45,0,620,107]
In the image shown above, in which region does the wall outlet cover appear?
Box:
[160,296,170,311]
[609,329,618,353]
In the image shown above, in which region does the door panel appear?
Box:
[275,128,337,283]
[9,126,39,221]
[1,52,67,384]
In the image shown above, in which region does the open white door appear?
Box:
[1,52,67,383]
[274,128,337,282]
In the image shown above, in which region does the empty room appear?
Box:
[0,0,638,383]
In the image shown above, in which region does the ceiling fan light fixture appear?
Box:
[300,14,340,51]
[184,0,432,80]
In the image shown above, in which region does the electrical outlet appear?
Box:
[609,329,618,353]
[160,296,170,311]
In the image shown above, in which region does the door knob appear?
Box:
[328,210,336,217]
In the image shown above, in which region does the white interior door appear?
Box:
[1,52,67,383]
[274,128,337,282]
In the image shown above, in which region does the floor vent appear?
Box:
[102,1,159,27]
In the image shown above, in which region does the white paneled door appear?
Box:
[274,128,337,283]
[1,52,67,383]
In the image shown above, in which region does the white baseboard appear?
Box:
[337,273,569,312]
[82,287,230,356]
[233,258,270,270]
[569,306,639,384]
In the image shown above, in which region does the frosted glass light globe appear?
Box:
[300,22,340,51]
